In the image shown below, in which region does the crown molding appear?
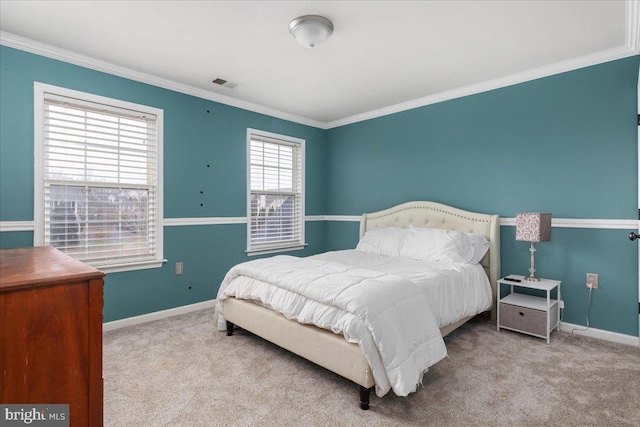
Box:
[627,0,640,53]
[326,46,636,129]
[2,0,638,132]
[0,31,326,130]
[327,1,640,129]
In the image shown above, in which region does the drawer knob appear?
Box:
[519,312,525,316]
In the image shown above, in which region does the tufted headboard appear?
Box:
[359,201,500,317]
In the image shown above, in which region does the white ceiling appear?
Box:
[0,1,636,127]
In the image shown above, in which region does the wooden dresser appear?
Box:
[0,246,105,427]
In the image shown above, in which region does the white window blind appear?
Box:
[35,84,163,270]
[247,129,305,254]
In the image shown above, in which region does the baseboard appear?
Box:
[103,299,216,332]
[559,322,639,347]
[102,301,639,347]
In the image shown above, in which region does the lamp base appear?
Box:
[525,242,541,282]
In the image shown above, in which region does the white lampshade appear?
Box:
[289,15,334,49]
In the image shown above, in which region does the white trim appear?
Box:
[0,221,35,232]
[103,299,216,332]
[0,31,325,130]
[246,244,307,256]
[33,83,45,245]
[325,47,636,129]
[324,215,361,222]
[164,216,327,226]
[164,217,247,226]
[98,259,167,274]
[559,321,639,347]
[101,300,640,345]
[551,218,638,229]
[627,0,640,53]
[32,82,164,271]
[320,215,638,230]
[2,0,638,133]
[246,128,306,254]
[326,0,639,129]
[2,217,637,231]
[637,59,640,347]
[500,217,637,229]
[101,300,639,345]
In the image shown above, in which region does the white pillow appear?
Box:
[401,227,472,263]
[355,227,407,257]
[464,232,491,264]
[401,226,490,264]
[355,226,491,264]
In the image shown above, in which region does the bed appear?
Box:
[216,201,500,409]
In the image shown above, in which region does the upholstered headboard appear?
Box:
[359,201,501,316]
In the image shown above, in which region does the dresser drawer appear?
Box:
[499,302,548,337]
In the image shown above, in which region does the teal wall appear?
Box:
[1,44,639,337]
[326,56,640,336]
[0,46,328,321]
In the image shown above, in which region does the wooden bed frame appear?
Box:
[222,201,501,409]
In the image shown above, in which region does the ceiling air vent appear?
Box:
[212,77,239,89]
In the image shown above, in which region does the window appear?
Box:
[34,83,164,272]
[247,128,305,254]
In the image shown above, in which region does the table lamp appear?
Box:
[515,212,552,282]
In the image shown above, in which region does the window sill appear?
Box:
[245,244,308,257]
[94,259,167,274]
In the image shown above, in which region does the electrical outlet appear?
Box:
[559,300,565,309]
[175,262,184,275]
[586,273,598,289]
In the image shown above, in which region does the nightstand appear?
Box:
[497,275,561,343]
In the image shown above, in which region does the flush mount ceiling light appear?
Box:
[288,15,334,49]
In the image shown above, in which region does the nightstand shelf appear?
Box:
[497,275,561,343]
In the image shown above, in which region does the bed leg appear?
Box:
[226,321,234,336]
[359,386,372,410]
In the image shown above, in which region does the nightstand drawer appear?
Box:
[499,303,548,336]
[497,276,561,343]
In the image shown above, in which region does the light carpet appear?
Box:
[104,309,640,426]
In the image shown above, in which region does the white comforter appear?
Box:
[216,255,448,397]
[313,250,492,328]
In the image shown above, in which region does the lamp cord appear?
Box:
[571,285,593,337]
